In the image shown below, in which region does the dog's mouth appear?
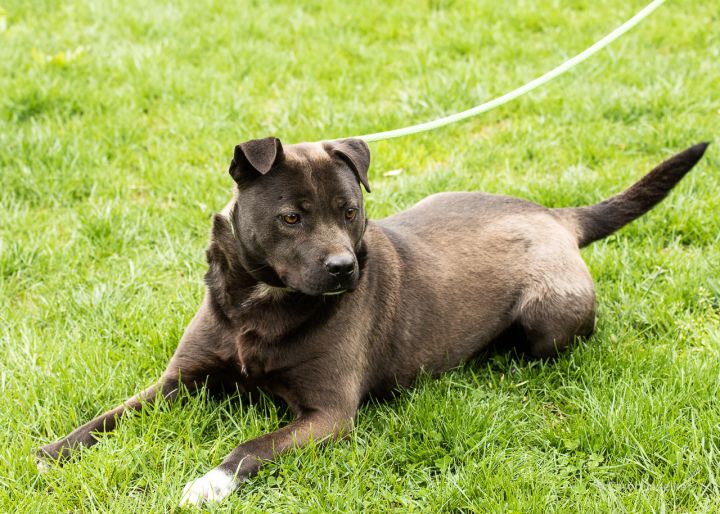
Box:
[278,275,354,297]
[322,283,348,296]
[303,283,353,297]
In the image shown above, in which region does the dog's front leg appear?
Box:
[36,300,227,467]
[180,408,355,506]
[36,378,185,467]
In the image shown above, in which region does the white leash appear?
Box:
[345,0,665,143]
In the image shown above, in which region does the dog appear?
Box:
[37,138,709,505]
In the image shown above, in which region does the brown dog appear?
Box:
[37,139,709,505]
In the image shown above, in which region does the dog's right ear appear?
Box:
[229,137,284,184]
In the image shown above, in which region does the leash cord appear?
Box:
[345,0,665,143]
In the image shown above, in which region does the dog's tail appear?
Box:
[554,142,710,248]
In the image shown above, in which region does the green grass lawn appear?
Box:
[1,0,719,511]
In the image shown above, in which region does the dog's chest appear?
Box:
[227,293,324,377]
[234,337,267,379]
[231,327,276,379]
[230,319,301,386]
[230,332,307,411]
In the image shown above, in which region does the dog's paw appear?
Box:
[35,454,51,474]
[180,468,237,506]
[35,446,61,474]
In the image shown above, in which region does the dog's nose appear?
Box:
[324,254,355,276]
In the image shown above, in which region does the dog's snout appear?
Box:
[324,254,355,276]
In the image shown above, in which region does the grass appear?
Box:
[1,0,718,511]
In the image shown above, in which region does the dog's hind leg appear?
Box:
[515,253,597,359]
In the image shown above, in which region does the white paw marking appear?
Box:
[35,456,51,474]
[180,468,237,506]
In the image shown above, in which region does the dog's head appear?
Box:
[227,136,371,296]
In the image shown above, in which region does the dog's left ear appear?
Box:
[325,138,371,193]
[229,137,284,184]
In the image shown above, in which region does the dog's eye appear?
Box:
[344,208,357,221]
[281,213,301,225]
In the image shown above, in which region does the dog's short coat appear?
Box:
[37,139,709,504]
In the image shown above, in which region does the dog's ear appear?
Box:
[325,138,371,193]
[229,137,284,183]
